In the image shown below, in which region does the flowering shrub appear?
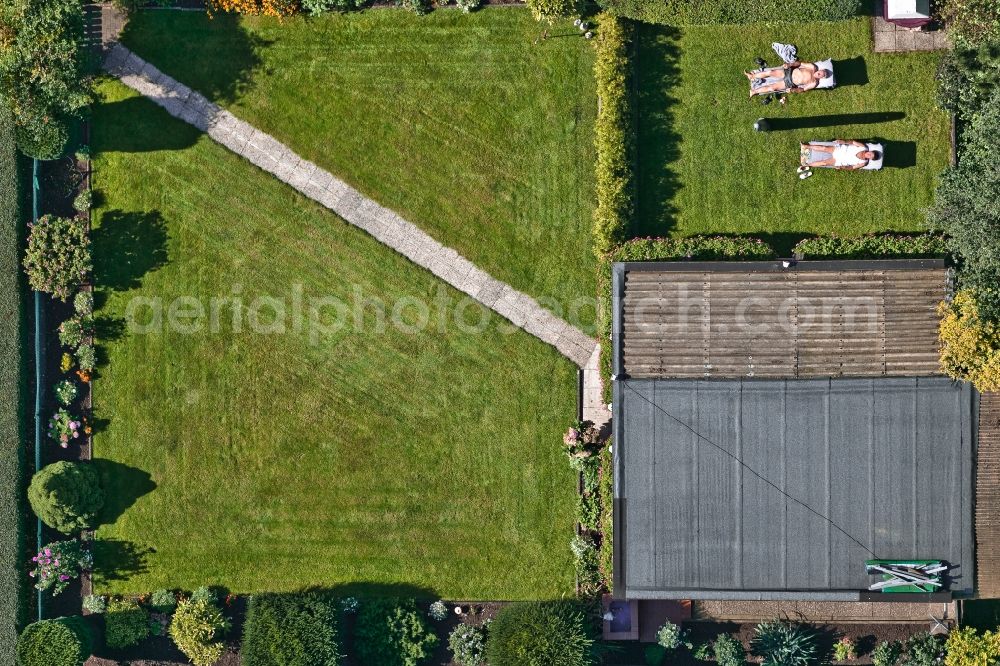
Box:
[429,600,448,621]
[60,352,73,373]
[449,623,486,666]
[657,621,691,650]
[571,534,601,595]
[397,0,431,14]
[563,420,604,472]
[793,233,948,260]
[82,594,106,614]
[834,636,857,661]
[455,0,481,11]
[713,634,746,666]
[75,342,95,373]
[872,640,901,666]
[945,627,1000,666]
[301,0,357,12]
[22,215,91,301]
[54,380,77,406]
[72,190,91,213]
[207,0,299,16]
[29,540,92,595]
[73,291,93,317]
[48,409,82,447]
[526,0,577,22]
[939,291,1000,392]
[340,596,359,613]
[58,316,88,348]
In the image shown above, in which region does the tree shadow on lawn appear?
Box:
[90,539,153,584]
[635,24,683,239]
[92,209,169,292]
[93,458,157,527]
[93,95,202,153]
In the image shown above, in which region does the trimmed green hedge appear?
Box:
[593,13,634,257]
[597,236,775,400]
[242,592,341,666]
[0,108,26,666]
[598,0,862,26]
[793,233,949,260]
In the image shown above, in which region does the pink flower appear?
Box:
[59,574,69,581]
[28,571,35,578]
[44,549,51,556]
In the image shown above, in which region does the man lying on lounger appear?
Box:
[745,61,832,98]
[801,140,881,170]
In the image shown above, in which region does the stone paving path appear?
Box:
[873,14,949,53]
[102,45,609,430]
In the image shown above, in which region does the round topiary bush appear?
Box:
[15,116,70,161]
[355,598,439,666]
[16,616,93,666]
[27,461,104,533]
[485,601,599,666]
[242,592,341,666]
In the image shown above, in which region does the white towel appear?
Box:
[771,42,797,64]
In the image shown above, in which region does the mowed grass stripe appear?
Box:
[121,9,597,319]
[92,80,576,597]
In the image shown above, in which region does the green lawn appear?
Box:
[635,19,951,250]
[120,8,596,319]
[91,79,577,599]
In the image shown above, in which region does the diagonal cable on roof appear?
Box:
[620,380,876,558]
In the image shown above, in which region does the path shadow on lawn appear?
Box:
[90,539,152,584]
[634,25,683,238]
[766,111,905,131]
[92,209,169,292]
[93,458,157,527]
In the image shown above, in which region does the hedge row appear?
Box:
[593,13,634,257]
[597,236,776,399]
[597,0,862,26]
[0,109,27,666]
[793,233,949,260]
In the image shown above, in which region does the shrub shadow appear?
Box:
[766,112,905,131]
[634,24,683,238]
[92,458,157,527]
[91,209,169,292]
[90,539,152,584]
[832,56,868,87]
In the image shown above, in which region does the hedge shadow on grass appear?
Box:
[766,111,905,131]
[92,209,168,292]
[635,24,683,238]
[92,459,156,528]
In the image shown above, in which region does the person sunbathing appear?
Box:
[801,140,880,170]
[745,61,832,98]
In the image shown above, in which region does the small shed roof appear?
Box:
[612,260,948,381]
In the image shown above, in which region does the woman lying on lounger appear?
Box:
[745,61,832,98]
[801,140,881,170]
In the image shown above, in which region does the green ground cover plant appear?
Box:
[0,108,25,666]
[635,20,951,244]
[120,8,597,319]
[600,0,861,26]
[242,592,341,666]
[92,80,577,598]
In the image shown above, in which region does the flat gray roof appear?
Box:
[613,376,976,600]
